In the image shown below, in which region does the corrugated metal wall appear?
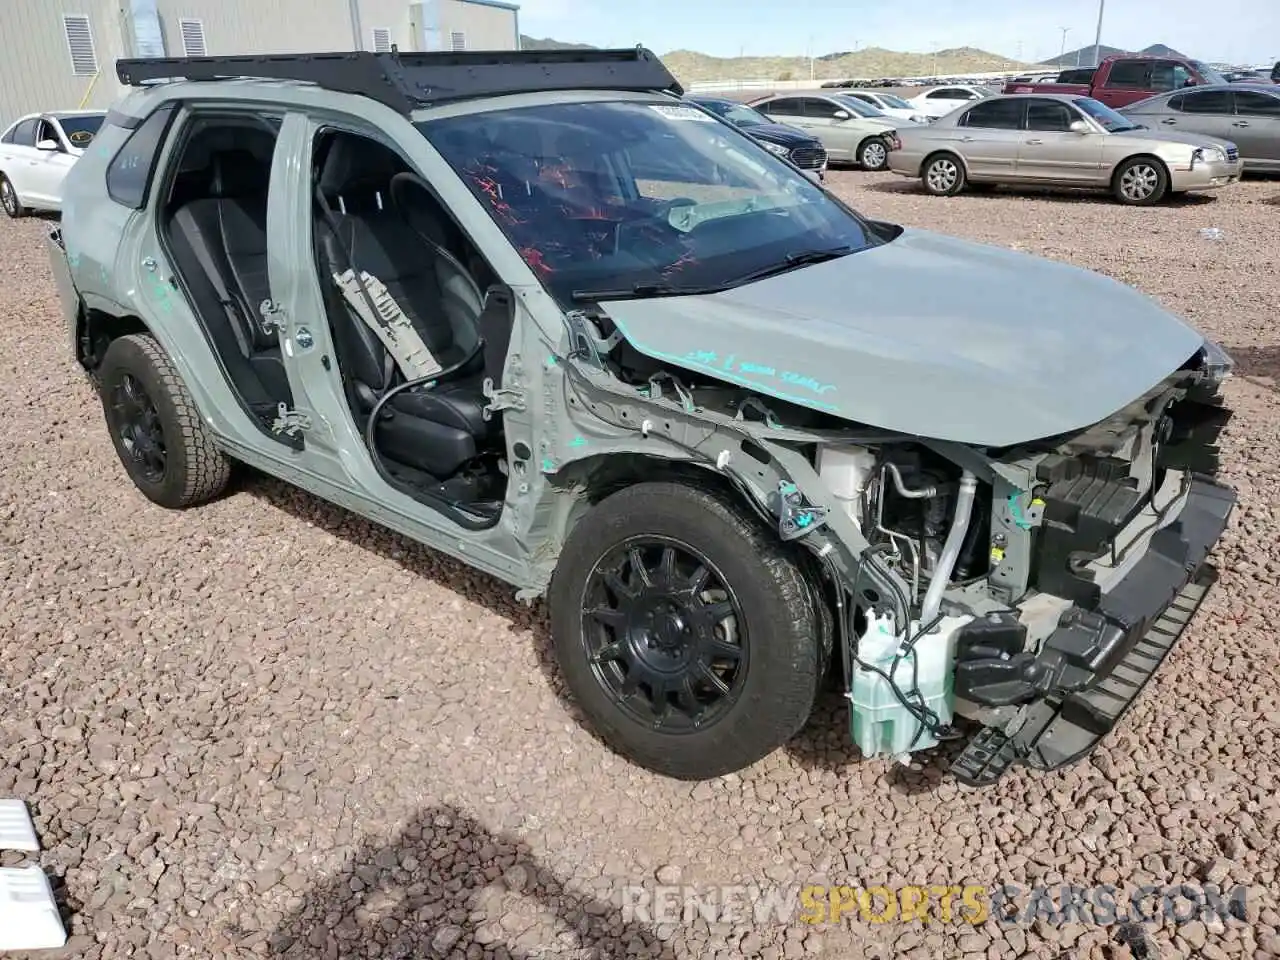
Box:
[440,1,517,51]
[0,0,519,126]
[0,0,129,123]
[152,0,354,58]
[358,0,417,51]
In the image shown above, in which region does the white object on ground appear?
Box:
[1199,228,1225,241]
[0,800,39,853]
[0,865,67,951]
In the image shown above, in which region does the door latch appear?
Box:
[482,377,526,419]
[271,403,311,438]
[259,299,286,336]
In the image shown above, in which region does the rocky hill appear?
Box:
[661,46,1027,82]
[1040,42,1189,68]
[517,38,1027,81]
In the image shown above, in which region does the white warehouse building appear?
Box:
[0,0,521,124]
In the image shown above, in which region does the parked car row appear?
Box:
[687,97,831,179]
[0,110,105,217]
[746,92,906,169]
[3,54,1277,219]
[885,92,1246,204]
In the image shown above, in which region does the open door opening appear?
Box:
[156,112,297,444]
[309,128,513,528]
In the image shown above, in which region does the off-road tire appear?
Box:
[1112,156,1169,206]
[98,333,231,509]
[921,152,966,196]
[0,174,26,218]
[548,481,823,779]
[858,136,891,171]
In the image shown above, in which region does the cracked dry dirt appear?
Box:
[1,171,1278,960]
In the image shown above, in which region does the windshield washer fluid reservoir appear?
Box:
[849,612,972,759]
[817,444,877,531]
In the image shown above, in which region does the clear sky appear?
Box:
[515,0,1279,67]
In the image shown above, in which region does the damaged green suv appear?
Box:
[49,48,1237,785]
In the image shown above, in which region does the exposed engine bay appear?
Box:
[563,313,1237,784]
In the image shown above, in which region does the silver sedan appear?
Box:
[887,93,1243,205]
[1120,84,1280,173]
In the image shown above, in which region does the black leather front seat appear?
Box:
[313,135,494,479]
[169,149,292,407]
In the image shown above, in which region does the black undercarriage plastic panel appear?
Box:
[951,474,1235,787]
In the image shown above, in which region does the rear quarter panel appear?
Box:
[59,122,140,319]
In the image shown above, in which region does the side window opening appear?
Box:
[761,98,802,117]
[802,98,842,120]
[960,99,1023,130]
[11,118,39,147]
[1026,100,1075,132]
[1105,61,1149,89]
[105,103,178,208]
[35,119,62,150]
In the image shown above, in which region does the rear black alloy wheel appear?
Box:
[111,374,168,484]
[98,333,231,509]
[581,537,748,733]
[549,482,824,779]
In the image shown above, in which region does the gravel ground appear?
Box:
[2,171,1279,960]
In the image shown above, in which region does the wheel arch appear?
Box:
[918,149,969,179]
[540,453,835,656]
[857,133,890,156]
[550,453,760,544]
[75,304,151,373]
[1111,152,1170,187]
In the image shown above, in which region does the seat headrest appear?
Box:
[211,150,268,198]
[318,135,403,197]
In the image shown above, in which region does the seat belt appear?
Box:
[314,185,440,385]
[332,268,443,380]
[173,208,255,359]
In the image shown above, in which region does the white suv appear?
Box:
[0,110,105,217]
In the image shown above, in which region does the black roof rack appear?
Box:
[115,47,682,114]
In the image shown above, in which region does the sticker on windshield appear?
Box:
[649,104,716,123]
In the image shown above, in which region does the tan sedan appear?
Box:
[887,93,1243,205]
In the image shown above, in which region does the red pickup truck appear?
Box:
[1003,55,1230,108]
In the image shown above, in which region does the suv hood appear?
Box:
[599,228,1206,447]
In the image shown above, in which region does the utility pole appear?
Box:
[931,40,938,78]
[1092,0,1105,66]
[1059,27,1070,62]
[347,0,364,49]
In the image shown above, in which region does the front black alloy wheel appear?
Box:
[581,537,748,732]
[549,482,825,779]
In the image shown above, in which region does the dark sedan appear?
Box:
[688,96,829,180]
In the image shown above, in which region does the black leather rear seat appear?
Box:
[168,149,292,409]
